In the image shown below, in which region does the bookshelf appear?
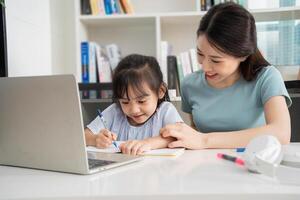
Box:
[74,0,300,125]
[74,0,300,82]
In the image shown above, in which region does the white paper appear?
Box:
[86,141,185,157]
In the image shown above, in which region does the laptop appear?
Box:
[0,75,142,174]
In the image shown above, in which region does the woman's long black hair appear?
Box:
[197,2,270,81]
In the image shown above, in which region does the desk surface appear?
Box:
[1,148,300,200]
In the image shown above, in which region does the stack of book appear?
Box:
[80,41,121,99]
[160,41,201,98]
[81,0,134,15]
[200,0,246,11]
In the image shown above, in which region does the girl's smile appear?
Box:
[119,82,165,126]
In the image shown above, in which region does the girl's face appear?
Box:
[118,83,165,126]
[197,35,246,89]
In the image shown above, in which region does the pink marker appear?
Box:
[217,153,245,166]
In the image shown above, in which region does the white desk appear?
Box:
[1,149,300,200]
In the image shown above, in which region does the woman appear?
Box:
[160,2,291,149]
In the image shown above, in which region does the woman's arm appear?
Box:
[161,96,291,149]
[206,96,290,148]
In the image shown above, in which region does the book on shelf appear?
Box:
[89,0,105,15]
[180,51,192,76]
[104,0,113,14]
[116,0,124,14]
[200,0,207,11]
[105,43,122,71]
[81,42,89,83]
[89,42,97,83]
[94,43,113,83]
[178,48,200,77]
[120,0,134,14]
[81,41,121,84]
[81,0,134,15]
[176,55,184,91]
[201,0,245,11]
[110,0,120,14]
[80,41,116,100]
[160,46,201,96]
[97,0,106,15]
[206,0,213,10]
[90,0,99,15]
[81,0,92,15]
[189,48,201,72]
[167,55,180,96]
[160,41,173,84]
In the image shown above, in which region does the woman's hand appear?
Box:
[95,129,117,148]
[119,140,152,156]
[160,123,207,149]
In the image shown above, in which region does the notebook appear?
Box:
[86,141,185,157]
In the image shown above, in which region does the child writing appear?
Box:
[85,54,183,155]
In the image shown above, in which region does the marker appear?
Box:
[236,148,245,153]
[217,153,245,166]
[97,109,118,149]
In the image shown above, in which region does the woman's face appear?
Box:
[196,35,246,89]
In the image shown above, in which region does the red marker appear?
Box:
[217,153,245,166]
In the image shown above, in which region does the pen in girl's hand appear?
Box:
[217,153,245,166]
[97,109,108,129]
[112,141,118,149]
[97,109,118,148]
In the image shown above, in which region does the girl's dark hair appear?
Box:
[197,2,270,81]
[112,54,169,105]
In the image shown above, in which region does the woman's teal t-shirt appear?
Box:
[181,66,292,133]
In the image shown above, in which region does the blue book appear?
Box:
[81,42,89,83]
[110,0,118,14]
[104,0,113,15]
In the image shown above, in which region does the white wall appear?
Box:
[6,0,52,76]
[6,0,75,77]
[50,0,76,75]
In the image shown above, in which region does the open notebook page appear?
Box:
[86,141,185,157]
[86,141,123,153]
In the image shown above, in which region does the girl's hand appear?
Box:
[119,140,152,156]
[160,123,207,150]
[95,129,117,148]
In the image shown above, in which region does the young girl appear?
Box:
[85,54,183,155]
[160,2,292,149]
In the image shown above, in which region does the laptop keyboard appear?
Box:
[88,158,117,169]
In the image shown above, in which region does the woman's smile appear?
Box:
[205,72,219,79]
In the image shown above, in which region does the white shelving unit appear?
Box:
[74,0,201,82]
[74,0,300,125]
[74,0,300,82]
